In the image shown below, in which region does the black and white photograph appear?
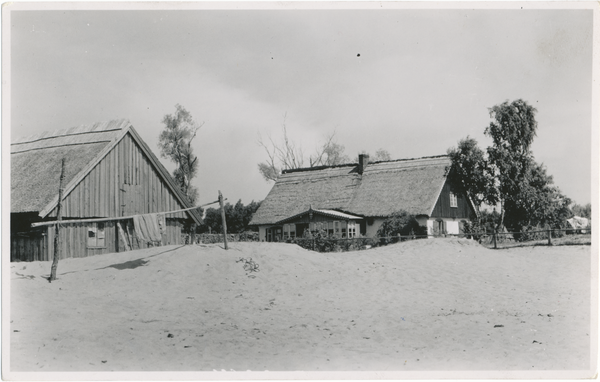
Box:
[3,2,598,379]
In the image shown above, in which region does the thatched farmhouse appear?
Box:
[249,155,477,242]
[11,119,201,261]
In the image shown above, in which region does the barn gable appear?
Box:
[11,119,202,261]
[11,119,201,224]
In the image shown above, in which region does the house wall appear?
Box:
[430,181,474,219]
[364,218,386,237]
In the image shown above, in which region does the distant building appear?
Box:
[249,154,477,241]
[11,119,201,261]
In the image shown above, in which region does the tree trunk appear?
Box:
[219,190,228,250]
[50,158,66,282]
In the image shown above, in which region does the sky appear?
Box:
[7,5,595,207]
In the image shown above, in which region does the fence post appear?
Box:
[547,227,552,246]
[493,229,497,249]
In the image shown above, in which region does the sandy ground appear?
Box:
[9,239,593,372]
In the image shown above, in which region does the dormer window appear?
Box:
[450,192,458,208]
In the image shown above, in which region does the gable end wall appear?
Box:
[47,133,187,219]
[430,180,474,219]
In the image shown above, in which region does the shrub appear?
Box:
[376,211,427,244]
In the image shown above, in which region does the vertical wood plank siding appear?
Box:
[27,133,191,261]
[430,181,474,219]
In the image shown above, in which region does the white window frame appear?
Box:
[347,221,357,238]
[450,192,458,208]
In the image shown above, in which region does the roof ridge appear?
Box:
[12,119,130,145]
[281,154,449,174]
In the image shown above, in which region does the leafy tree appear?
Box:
[257,115,349,181]
[448,99,572,233]
[200,200,261,233]
[485,99,538,228]
[446,137,494,209]
[503,160,571,229]
[358,149,392,162]
[571,203,591,219]
[158,104,203,204]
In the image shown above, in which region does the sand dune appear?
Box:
[9,239,593,373]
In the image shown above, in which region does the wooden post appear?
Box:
[219,191,228,250]
[547,226,552,246]
[50,159,66,282]
[493,228,497,249]
[190,223,196,245]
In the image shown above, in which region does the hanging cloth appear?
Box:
[133,213,163,243]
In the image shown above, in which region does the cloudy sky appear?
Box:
[7,4,595,206]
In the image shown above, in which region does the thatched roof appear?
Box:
[249,155,452,225]
[11,119,201,224]
[11,120,127,214]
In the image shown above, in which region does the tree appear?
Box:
[358,149,392,162]
[446,137,495,209]
[448,99,572,233]
[257,116,349,181]
[200,200,262,233]
[571,203,591,219]
[485,99,538,228]
[158,104,203,204]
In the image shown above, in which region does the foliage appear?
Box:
[257,116,350,181]
[448,99,572,234]
[358,149,392,162]
[158,104,203,204]
[200,200,261,234]
[376,211,427,244]
[293,230,378,253]
[502,160,572,231]
[485,99,538,227]
[446,137,494,208]
[571,203,591,219]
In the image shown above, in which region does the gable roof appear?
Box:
[11,119,201,224]
[249,155,453,226]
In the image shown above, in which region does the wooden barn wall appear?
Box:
[11,231,47,262]
[430,181,474,219]
[46,222,117,260]
[48,133,187,219]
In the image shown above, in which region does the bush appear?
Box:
[376,211,427,244]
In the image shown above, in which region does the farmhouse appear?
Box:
[11,119,201,261]
[249,154,477,242]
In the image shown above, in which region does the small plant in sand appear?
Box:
[236,257,260,273]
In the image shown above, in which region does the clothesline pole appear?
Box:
[31,198,225,228]
[219,190,228,250]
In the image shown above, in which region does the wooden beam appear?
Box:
[31,198,223,228]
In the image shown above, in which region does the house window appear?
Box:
[334,221,341,237]
[347,221,357,238]
[283,224,296,239]
[328,221,334,235]
[450,192,458,208]
[88,222,106,248]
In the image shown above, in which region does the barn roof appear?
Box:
[249,155,452,226]
[11,119,202,224]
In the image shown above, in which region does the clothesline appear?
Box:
[30,198,226,228]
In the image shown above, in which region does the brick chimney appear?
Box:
[358,154,370,174]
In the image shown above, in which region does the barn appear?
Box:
[249,154,478,241]
[10,119,202,261]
